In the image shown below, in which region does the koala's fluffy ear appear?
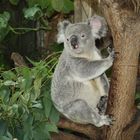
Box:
[57,20,71,43]
[88,15,108,39]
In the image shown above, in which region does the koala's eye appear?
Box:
[67,38,69,41]
[81,34,86,38]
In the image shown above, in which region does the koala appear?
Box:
[51,15,114,127]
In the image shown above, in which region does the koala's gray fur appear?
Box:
[51,15,114,127]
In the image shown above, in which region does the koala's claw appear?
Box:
[107,46,112,54]
[107,47,115,59]
[100,115,115,126]
[110,115,116,122]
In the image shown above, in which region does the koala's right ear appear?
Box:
[88,15,108,39]
[57,20,71,44]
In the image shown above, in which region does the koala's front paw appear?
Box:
[96,115,115,127]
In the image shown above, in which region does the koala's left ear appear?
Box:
[88,15,108,39]
[57,20,71,43]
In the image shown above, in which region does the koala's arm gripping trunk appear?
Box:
[70,56,113,81]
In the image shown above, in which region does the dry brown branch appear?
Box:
[58,117,101,139]
[52,131,87,140]
[11,52,27,67]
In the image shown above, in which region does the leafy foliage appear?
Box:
[0,12,10,41]
[9,0,19,5]
[0,0,74,41]
[24,5,42,20]
[0,52,61,140]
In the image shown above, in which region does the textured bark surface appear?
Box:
[58,118,101,139]
[101,1,140,140]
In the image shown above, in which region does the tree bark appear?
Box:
[100,1,140,140]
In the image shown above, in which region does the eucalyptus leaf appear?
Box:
[3,80,17,86]
[0,136,11,140]
[27,0,50,8]
[46,123,58,133]
[0,57,60,139]
[1,71,16,81]
[43,93,52,118]
[0,12,10,28]
[0,27,10,41]
[51,0,64,12]
[33,123,51,140]
[10,91,21,104]
[9,0,19,5]
[33,78,42,100]
[62,0,74,13]
[0,12,10,41]
[49,106,60,123]
[23,115,33,140]
[0,86,10,104]
[12,104,18,115]
[24,5,42,20]
[0,120,8,135]
[32,102,42,109]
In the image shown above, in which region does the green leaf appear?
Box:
[9,0,19,5]
[17,67,33,91]
[39,0,51,9]
[11,104,18,115]
[3,80,17,86]
[0,136,11,140]
[27,0,36,7]
[43,93,52,118]
[23,115,33,140]
[27,0,51,9]
[0,27,10,41]
[32,78,42,100]
[43,98,52,118]
[46,123,58,133]
[0,86,10,104]
[24,5,42,20]
[10,91,21,104]
[0,12,10,28]
[32,108,44,121]
[6,131,12,139]
[51,0,64,12]
[0,12,10,41]
[49,106,60,124]
[33,123,51,140]
[62,0,74,13]
[0,120,8,135]
[1,70,16,81]
[135,91,140,99]
[32,102,42,109]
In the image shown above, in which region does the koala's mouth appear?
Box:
[72,45,79,49]
[70,35,79,50]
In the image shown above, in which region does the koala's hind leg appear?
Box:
[97,96,108,115]
[63,99,112,127]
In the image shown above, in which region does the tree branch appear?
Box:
[52,131,86,140]
[58,117,101,139]
[11,52,28,67]
[123,109,140,136]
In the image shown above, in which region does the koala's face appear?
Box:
[57,15,107,56]
[64,24,93,54]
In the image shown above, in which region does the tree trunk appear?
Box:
[100,1,140,140]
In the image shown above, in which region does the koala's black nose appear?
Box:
[70,35,78,47]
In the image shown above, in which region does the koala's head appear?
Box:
[57,15,107,55]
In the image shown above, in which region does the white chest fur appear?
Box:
[79,49,108,107]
